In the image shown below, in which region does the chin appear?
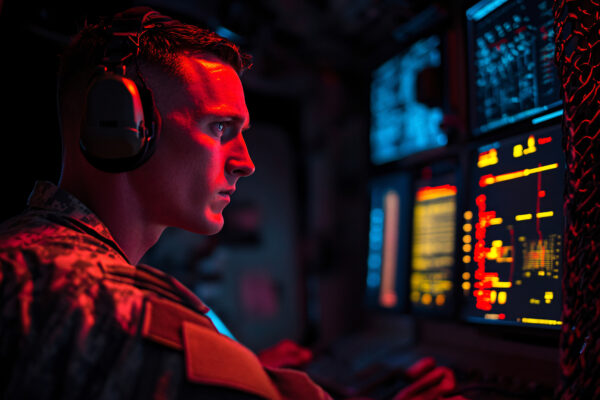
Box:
[199,213,224,235]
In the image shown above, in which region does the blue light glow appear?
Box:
[215,26,243,43]
[370,36,447,164]
[478,141,500,153]
[532,109,563,124]
[370,208,384,223]
[367,272,381,288]
[467,0,510,22]
[368,254,382,269]
[206,309,237,341]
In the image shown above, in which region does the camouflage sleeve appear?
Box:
[0,252,266,400]
[0,249,150,399]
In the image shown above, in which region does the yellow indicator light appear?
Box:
[478,149,499,168]
[492,281,512,289]
[545,292,554,300]
[463,255,472,263]
[490,290,497,304]
[521,318,562,326]
[463,223,472,232]
[530,298,541,304]
[462,272,471,280]
[462,281,471,291]
[486,247,499,259]
[492,240,503,247]
[537,211,554,218]
[483,176,496,186]
[498,291,507,304]
[523,135,537,155]
[463,235,472,243]
[524,271,531,278]
[435,294,446,306]
[527,163,558,175]
[497,257,514,263]
[484,313,502,320]
[410,291,420,303]
[481,163,559,187]
[538,270,546,276]
[515,214,533,221]
[463,244,472,253]
[490,217,503,225]
[421,293,432,305]
[513,144,523,158]
[464,211,473,220]
[496,170,523,183]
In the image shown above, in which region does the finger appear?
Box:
[393,366,456,400]
[434,367,457,393]
[404,357,437,380]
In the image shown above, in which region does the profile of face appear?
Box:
[130,54,255,235]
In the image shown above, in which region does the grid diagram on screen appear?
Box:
[467,0,561,135]
[460,126,564,328]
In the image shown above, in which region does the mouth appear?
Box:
[217,188,235,202]
[219,188,236,196]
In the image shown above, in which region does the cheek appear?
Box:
[152,113,226,197]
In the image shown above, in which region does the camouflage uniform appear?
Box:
[0,181,331,400]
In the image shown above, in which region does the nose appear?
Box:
[226,134,255,178]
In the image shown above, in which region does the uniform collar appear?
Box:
[26,181,210,314]
[27,181,130,263]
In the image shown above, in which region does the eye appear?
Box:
[212,121,227,137]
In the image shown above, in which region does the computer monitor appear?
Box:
[460,124,564,328]
[365,172,411,311]
[409,166,458,316]
[370,36,447,165]
[466,0,562,136]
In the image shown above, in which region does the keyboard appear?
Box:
[305,334,421,399]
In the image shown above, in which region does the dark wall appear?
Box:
[0,3,63,221]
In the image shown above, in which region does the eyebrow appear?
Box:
[198,109,251,131]
[233,116,251,131]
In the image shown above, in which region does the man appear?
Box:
[0,7,461,399]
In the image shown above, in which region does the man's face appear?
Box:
[131,54,254,234]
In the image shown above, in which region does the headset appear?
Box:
[80,7,171,173]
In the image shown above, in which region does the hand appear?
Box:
[392,357,467,400]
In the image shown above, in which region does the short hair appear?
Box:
[57,8,252,124]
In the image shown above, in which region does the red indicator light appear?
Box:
[515,26,527,35]
[538,137,552,145]
[479,174,493,187]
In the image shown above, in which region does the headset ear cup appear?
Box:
[81,72,146,160]
[78,8,164,173]
[80,68,158,173]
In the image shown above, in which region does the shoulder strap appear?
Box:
[103,263,209,314]
[142,296,281,400]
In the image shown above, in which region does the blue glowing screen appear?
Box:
[467,0,561,135]
[370,36,447,165]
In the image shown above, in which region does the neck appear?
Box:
[59,171,165,265]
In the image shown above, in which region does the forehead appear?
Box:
[173,54,248,120]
